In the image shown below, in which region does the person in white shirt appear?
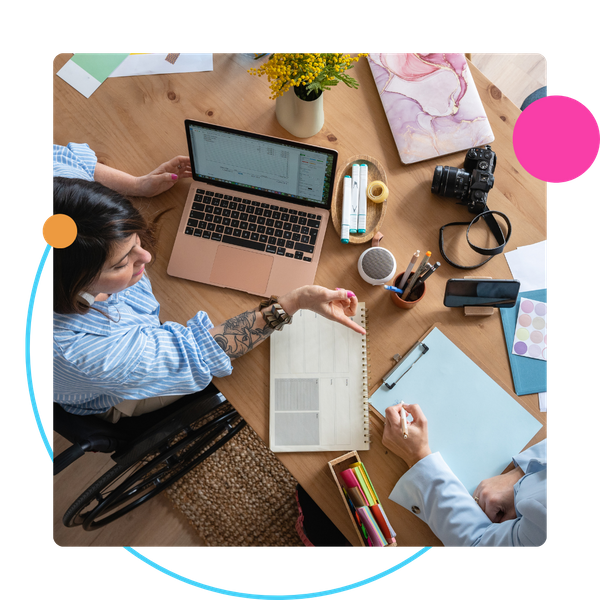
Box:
[382,402,546,546]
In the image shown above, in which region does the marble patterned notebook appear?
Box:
[368,53,495,164]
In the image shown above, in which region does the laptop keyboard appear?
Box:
[183,188,322,263]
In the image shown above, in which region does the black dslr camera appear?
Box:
[431,145,496,214]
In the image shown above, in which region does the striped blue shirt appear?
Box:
[53,144,233,415]
[53,142,97,180]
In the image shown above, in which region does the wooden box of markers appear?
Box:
[328,451,397,547]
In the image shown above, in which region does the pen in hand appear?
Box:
[400,402,408,439]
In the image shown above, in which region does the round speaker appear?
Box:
[357,247,396,285]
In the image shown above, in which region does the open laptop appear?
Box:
[167,119,338,297]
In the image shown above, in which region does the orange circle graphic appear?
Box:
[43,214,77,248]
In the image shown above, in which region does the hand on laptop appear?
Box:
[279,286,366,335]
[94,156,193,198]
[134,156,193,197]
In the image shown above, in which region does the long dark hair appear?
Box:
[53,177,161,315]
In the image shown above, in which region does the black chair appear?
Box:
[54,383,246,531]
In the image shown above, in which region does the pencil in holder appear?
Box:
[391,272,426,309]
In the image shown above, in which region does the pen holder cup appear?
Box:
[391,272,426,310]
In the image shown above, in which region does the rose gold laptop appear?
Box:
[167,119,338,297]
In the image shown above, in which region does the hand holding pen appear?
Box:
[382,403,432,468]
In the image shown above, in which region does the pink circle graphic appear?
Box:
[521,299,534,313]
[542,347,547,360]
[513,96,599,183]
[535,303,547,316]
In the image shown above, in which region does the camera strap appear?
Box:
[439,210,512,270]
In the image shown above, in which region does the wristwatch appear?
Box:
[259,295,293,331]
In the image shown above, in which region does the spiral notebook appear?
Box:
[269,304,369,452]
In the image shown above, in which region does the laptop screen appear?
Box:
[185,120,337,209]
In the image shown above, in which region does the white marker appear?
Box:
[341,175,351,243]
[358,163,368,233]
[350,163,359,233]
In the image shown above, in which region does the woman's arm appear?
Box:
[209,307,273,359]
[94,156,193,197]
[209,286,366,359]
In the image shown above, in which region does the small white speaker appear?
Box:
[357,246,396,285]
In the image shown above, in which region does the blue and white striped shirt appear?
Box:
[53,143,232,415]
[53,142,97,180]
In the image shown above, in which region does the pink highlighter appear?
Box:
[339,468,368,506]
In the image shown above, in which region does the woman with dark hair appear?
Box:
[53,143,365,422]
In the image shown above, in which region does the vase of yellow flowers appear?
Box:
[249,53,367,138]
[275,85,325,138]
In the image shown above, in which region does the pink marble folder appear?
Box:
[368,54,495,164]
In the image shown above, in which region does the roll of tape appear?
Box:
[367,180,389,203]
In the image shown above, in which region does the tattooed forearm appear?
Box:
[211,309,273,359]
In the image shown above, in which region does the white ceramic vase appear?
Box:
[276,88,324,138]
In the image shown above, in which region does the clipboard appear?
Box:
[369,323,543,495]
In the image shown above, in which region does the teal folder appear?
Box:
[370,326,543,495]
[499,289,547,396]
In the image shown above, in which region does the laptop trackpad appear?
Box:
[209,246,273,296]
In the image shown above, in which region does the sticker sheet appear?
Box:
[512,298,547,361]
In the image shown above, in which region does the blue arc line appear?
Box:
[123,546,433,600]
[21,244,54,464]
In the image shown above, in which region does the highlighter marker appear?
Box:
[358,163,368,233]
[341,175,351,243]
[350,163,359,233]
[339,468,369,504]
[357,506,386,546]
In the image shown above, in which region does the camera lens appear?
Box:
[431,166,470,200]
[431,166,444,194]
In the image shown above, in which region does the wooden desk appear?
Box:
[53,53,546,546]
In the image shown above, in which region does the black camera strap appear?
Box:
[439,210,512,270]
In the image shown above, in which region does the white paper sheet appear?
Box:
[504,240,547,293]
[109,53,213,77]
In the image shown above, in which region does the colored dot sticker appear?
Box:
[519,314,532,327]
[512,297,547,362]
[530,330,544,344]
[43,214,77,248]
[514,341,528,355]
[528,344,542,358]
[513,95,600,183]
[520,299,534,313]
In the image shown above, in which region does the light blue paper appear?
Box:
[370,327,543,495]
